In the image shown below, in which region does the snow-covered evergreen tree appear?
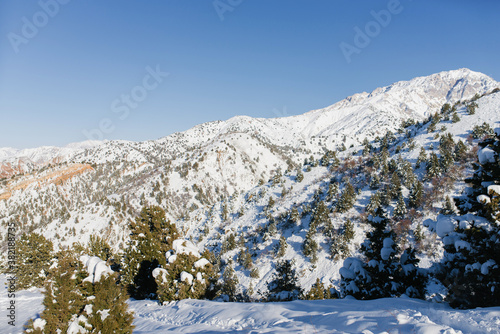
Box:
[267,260,302,301]
[16,233,53,289]
[121,205,179,299]
[341,206,425,299]
[442,129,500,308]
[336,182,356,213]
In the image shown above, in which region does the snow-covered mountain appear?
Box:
[1,68,499,301]
[0,140,101,179]
[2,68,497,166]
[70,68,498,162]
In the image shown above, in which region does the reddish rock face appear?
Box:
[0,163,93,200]
[0,162,20,179]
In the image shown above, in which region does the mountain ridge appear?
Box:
[1,69,500,305]
[1,68,497,166]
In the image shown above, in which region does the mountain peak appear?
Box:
[316,68,498,115]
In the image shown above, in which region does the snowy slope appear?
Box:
[0,68,499,300]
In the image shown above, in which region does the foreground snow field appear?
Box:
[130,298,500,334]
[2,278,500,334]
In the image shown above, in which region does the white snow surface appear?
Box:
[80,255,114,283]
[180,271,194,285]
[477,194,491,204]
[171,239,201,257]
[436,215,456,238]
[488,185,500,196]
[129,298,500,333]
[67,314,90,334]
[4,280,500,334]
[478,147,496,164]
[152,268,168,281]
[194,258,210,269]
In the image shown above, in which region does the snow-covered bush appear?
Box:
[155,239,216,303]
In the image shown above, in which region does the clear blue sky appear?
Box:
[1,0,499,149]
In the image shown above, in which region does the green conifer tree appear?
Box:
[87,234,112,261]
[85,272,134,334]
[16,233,53,289]
[290,206,300,225]
[296,169,304,182]
[389,173,402,200]
[394,192,407,218]
[426,152,441,179]
[305,278,327,300]
[330,219,355,261]
[440,196,456,215]
[267,260,302,301]
[276,235,288,258]
[416,146,427,169]
[336,182,357,213]
[303,229,318,263]
[443,130,500,308]
[121,205,179,299]
[25,250,86,334]
[467,101,478,115]
[222,261,239,301]
[409,181,424,208]
[454,140,468,162]
[366,192,382,214]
